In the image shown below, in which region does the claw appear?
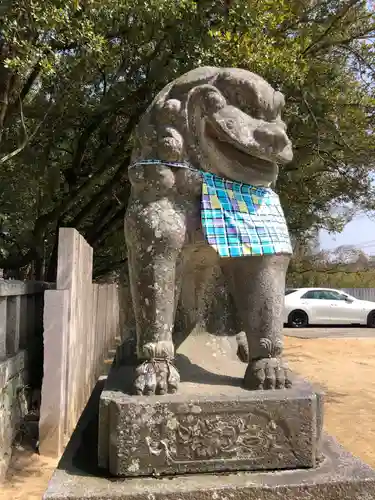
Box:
[157,370,168,395]
[285,371,293,388]
[133,359,180,395]
[134,372,146,395]
[244,358,292,391]
[236,332,249,363]
[275,365,285,389]
[167,363,180,393]
[264,362,276,390]
[255,366,265,390]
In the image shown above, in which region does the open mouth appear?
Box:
[205,119,276,169]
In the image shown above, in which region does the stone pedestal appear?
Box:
[99,333,325,477]
[98,365,323,476]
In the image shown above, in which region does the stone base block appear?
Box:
[43,380,375,500]
[99,365,323,477]
[0,351,28,481]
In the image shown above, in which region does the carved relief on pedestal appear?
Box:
[117,401,307,472]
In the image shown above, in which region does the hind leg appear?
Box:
[221,254,291,390]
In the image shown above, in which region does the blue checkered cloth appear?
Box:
[129,161,292,258]
[201,171,292,257]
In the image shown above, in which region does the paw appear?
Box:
[243,357,292,390]
[134,359,180,395]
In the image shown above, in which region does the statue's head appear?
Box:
[131,67,293,186]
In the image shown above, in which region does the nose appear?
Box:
[253,124,289,153]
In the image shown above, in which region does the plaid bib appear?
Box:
[129,161,292,258]
[201,172,292,257]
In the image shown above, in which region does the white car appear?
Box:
[284,287,375,328]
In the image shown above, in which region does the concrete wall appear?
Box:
[0,281,50,480]
[39,228,120,458]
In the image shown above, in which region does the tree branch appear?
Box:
[70,154,130,228]
[4,60,42,124]
[68,108,114,181]
[87,202,128,246]
[93,257,127,279]
[302,0,364,55]
[338,43,375,75]
[0,65,12,138]
[312,27,375,54]
[0,98,54,164]
[28,98,144,250]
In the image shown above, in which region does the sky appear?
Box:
[320,214,375,254]
[316,2,375,254]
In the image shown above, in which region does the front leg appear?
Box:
[222,254,291,390]
[124,166,189,395]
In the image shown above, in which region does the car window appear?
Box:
[318,291,333,300]
[327,290,348,301]
[301,289,353,300]
[301,290,324,299]
[285,289,296,296]
[301,290,339,300]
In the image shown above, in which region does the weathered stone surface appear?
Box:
[124,66,294,396]
[39,289,70,458]
[0,297,6,360]
[43,379,375,500]
[98,333,323,476]
[6,295,21,356]
[0,351,28,480]
[38,228,122,458]
[0,280,54,297]
[100,371,322,477]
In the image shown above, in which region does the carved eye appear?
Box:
[229,87,260,119]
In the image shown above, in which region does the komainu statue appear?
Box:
[124,67,293,396]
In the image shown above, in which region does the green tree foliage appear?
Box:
[0,0,374,279]
[287,245,375,288]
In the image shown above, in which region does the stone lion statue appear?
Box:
[124,67,293,395]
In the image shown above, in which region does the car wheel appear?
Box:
[367,310,375,328]
[287,310,309,328]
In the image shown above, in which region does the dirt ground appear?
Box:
[0,450,58,500]
[285,335,375,468]
[0,335,375,500]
